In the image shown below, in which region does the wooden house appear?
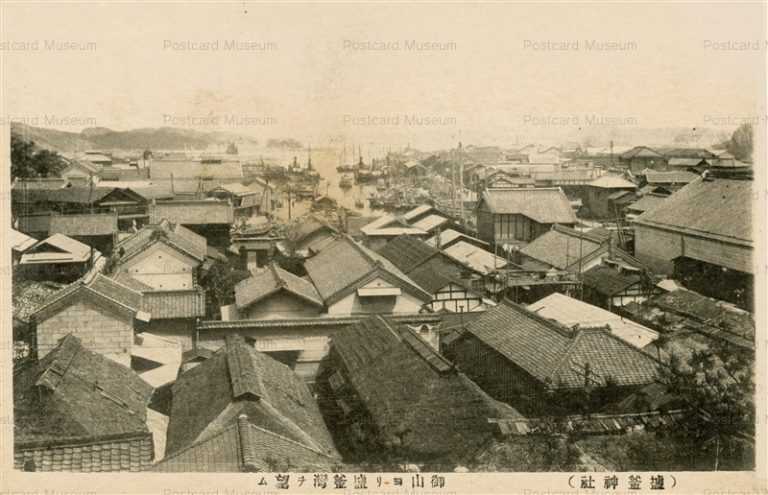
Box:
[582,175,637,219]
[304,235,432,315]
[31,273,147,366]
[48,212,118,254]
[445,301,660,415]
[19,233,101,283]
[633,175,753,308]
[14,335,155,472]
[232,263,324,320]
[149,199,234,247]
[316,315,521,464]
[158,335,340,471]
[377,235,492,313]
[476,188,577,246]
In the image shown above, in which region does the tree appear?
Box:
[11,135,67,179]
[659,340,754,470]
[725,123,753,162]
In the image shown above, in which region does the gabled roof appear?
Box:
[581,264,644,296]
[658,147,718,159]
[377,235,439,273]
[360,214,427,237]
[152,415,337,472]
[20,233,96,264]
[149,200,235,225]
[304,235,432,304]
[14,334,153,444]
[626,193,668,213]
[165,335,339,460]
[643,169,699,185]
[45,187,117,204]
[115,220,207,263]
[479,188,577,224]
[528,292,658,349]
[460,301,660,389]
[402,204,435,221]
[634,177,752,245]
[32,273,143,322]
[426,228,488,250]
[235,263,323,310]
[11,229,37,252]
[443,240,508,275]
[519,225,607,270]
[588,175,637,189]
[619,146,665,159]
[48,213,118,237]
[330,315,521,461]
[411,213,450,232]
[406,255,474,294]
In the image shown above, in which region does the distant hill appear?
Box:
[11,122,259,153]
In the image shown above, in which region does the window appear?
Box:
[328,370,345,391]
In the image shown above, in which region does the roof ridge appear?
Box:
[496,298,574,338]
[343,235,380,268]
[237,414,259,472]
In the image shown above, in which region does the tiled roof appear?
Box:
[32,274,143,322]
[643,169,699,185]
[461,301,659,389]
[45,187,116,204]
[377,235,439,273]
[304,235,431,304]
[21,233,94,264]
[402,204,434,221]
[519,225,606,270]
[528,292,658,349]
[48,213,118,237]
[360,214,427,236]
[407,256,470,294]
[658,147,717,159]
[635,177,752,245]
[15,432,153,473]
[588,175,637,189]
[626,194,667,213]
[443,240,508,275]
[14,335,153,444]
[115,220,206,263]
[149,200,235,225]
[235,263,323,310]
[330,315,521,461]
[165,335,339,460]
[151,415,337,472]
[292,215,338,241]
[582,264,643,296]
[480,188,577,224]
[140,289,206,319]
[426,229,488,250]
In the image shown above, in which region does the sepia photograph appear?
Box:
[0,2,765,494]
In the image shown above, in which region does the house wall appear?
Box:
[634,223,752,275]
[198,325,334,383]
[428,283,486,313]
[448,335,544,413]
[138,319,195,351]
[119,242,196,290]
[586,187,634,219]
[37,298,133,367]
[240,292,323,320]
[327,289,425,316]
[484,213,552,245]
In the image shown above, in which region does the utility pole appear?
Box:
[458,141,464,226]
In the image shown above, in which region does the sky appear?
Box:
[1,2,766,150]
